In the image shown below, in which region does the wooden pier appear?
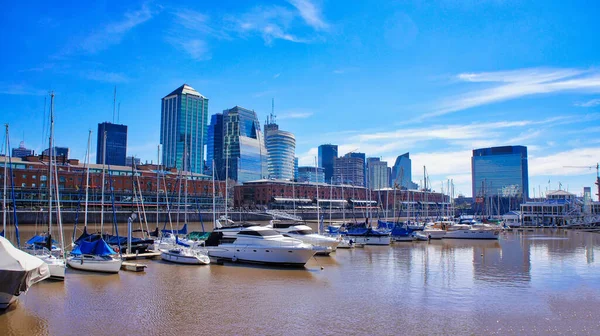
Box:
[121,251,161,260]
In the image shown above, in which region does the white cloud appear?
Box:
[278,110,314,120]
[273,73,281,79]
[575,98,600,107]
[425,67,600,119]
[287,0,329,30]
[0,83,46,96]
[80,4,157,53]
[529,147,600,176]
[84,70,129,83]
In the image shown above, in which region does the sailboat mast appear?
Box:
[100,131,107,233]
[212,160,216,226]
[224,140,229,220]
[315,157,320,233]
[48,92,54,246]
[84,130,91,229]
[2,124,8,235]
[157,145,160,229]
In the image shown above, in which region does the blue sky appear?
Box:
[1,0,600,197]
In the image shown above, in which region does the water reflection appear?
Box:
[1,229,599,335]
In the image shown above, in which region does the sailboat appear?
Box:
[67,130,123,273]
[21,97,67,280]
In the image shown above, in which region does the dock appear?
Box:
[121,262,147,272]
[122,251,161,260]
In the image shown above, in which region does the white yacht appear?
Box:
[423,221,447,239]
[442,222,500,240]
[1,236,50,309]
[205,226,318,266]
[269,221,339,255]
[160,247,210,265]
[67,238,122,273]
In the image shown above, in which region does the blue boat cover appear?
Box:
[345,227,389,237]
[161,223,188,235]
[175,236,190,247]
[0,230,3,237]
[26,235,58,245]
[390,223,413,237]
[71,238,116,256]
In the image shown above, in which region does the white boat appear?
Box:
[412,231,429,241]
[67,254,122,273]
[442,222,500,240]
[37,253,66,280]
[345,227,391,246]
[67,238,122,273]
[269,221,339,255]
[423,222,447,239]
[160,247,210,265]
[0,236,50,309]
[205,226,317,266]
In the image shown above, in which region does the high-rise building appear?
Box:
[347,152,366,186]
[96,122,127,166]
[264,113,296,180]
[223,106,268,183]
[42,146,70,159]
[391,152,418,189]
[12,142,34,158]
[367,157,389,190]
[333,155,364,186]
[318,144,338,183]
[160,84,208,174]
[472,145,529,199]
[294,157,299,181]
[126,156,141,167]
[297,166,325,183]
[207,113,224,178]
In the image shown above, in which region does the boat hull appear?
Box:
[208,245,316,266]
[0,293,16,310]
[423,230,446,239]
[36,255,66,280]
[67,255,122,273]
[443,230,500,240]
[392,236,413,242]
[160,250,210,265]
[346,236,391,245]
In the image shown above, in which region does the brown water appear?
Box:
[2,226,600,335]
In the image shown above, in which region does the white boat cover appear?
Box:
[0,236,50,296]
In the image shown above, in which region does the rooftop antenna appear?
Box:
[112,86,116,123]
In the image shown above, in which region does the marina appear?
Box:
[1,225,600,335]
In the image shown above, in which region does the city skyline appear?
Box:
[1,0,600,196]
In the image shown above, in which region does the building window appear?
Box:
[22,174,27,179]
[41,175,47,181]
[32,183,36,188]
[32,175,37,179]
[21,183,26,187]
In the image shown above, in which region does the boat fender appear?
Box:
[80,258,84,265]
[232,256,238,262]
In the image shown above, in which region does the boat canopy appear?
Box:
[25,235,57,246]
[161,223,188,235]
[0,236,50,296]
[71,238,116,256]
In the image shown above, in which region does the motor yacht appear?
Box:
[161,247,210,265]
[433,221,500,240]
[269,221,339,255]
[205,226,318,266]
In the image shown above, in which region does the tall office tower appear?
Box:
[297,166,325,183]
[318,144,338,183]
[472,145,529,199]
[96,122,127,166]
[207,113,224,178]
[264,111,296,180]
[347,152,366,186]
[367,157,389,190]
[160,84,208,173]
[333,155,364,187]
[390,152,418,189]
[222,106,268,183]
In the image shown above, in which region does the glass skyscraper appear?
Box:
[391,152,418,189]
[298,166,325,183]
[264,115,296,180]
[367,157,389,190]
[318,144,338,183]
[96,122,127,166]
[160,84,208,174]
[472,145,529,199]
[223,106,268,183]
[207,113,224,178]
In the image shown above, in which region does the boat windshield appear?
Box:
[239,229,281,237]
[289,229,312,235]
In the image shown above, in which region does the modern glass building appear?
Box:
[12,142,34,158]
[207,113,224,178]
[96,122,127,166]
[264,115,296,180]
[223,106,268,183]
[367,157,389,190]
[318,144,338,183]
[160,84,208,174]
[294,157,299,181]
[42,146,70,160]
[298,166,325,183]
[390,152,418,189]
[472,145,529,199]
